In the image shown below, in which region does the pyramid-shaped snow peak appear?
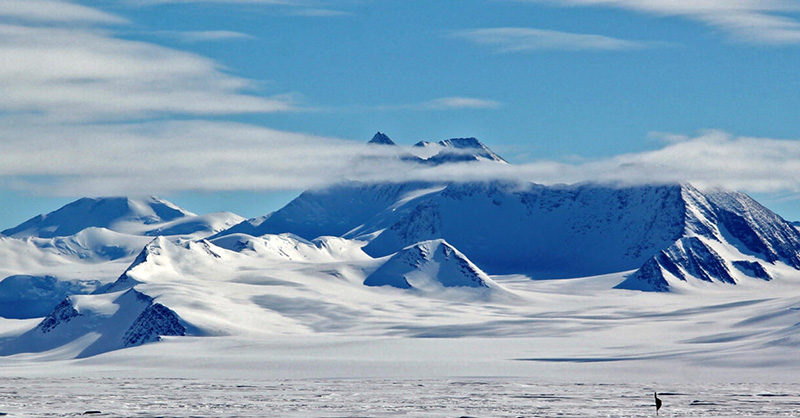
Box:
[364,239,498,291]
[2,196,194,239]
[368,131,396,146]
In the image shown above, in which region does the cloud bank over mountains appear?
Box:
[1,1,798,198]
[1,122,799,197]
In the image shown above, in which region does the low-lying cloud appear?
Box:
[1,122,798,197]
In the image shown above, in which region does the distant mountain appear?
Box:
[365,239,500,291]
[143,212,244,237]
[214,133,508,242]
[364,131,425,163]
[368,131,396,146]
[0,197,242,266]
[2,196,194,238]
[212,181,443,241]
[420,137,508,164]
[215,177,800,291]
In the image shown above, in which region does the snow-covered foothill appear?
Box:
[0,288,184,358]
[364,239,500,292]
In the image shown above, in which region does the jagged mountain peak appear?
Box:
[2,196,195,239]
[368,131,396,146]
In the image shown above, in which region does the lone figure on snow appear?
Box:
[655,392,662,415]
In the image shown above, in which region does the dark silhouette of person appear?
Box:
[655,392,662,415]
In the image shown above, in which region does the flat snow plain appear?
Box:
[3,268,800,416]
[2,377,800,417]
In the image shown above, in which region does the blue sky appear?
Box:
[2,0,800,227]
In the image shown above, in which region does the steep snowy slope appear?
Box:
[85,235,377,337]
[616,186,800,291]
[364,182,688,277]
[213,181,445,241]
[364,239,501,292]
[221,176,800,287]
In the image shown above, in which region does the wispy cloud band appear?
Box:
[515,0,800,45]
[1,121,799,198]
[452,27,651,52]
[0,2,295,121]
[157,30,256,43]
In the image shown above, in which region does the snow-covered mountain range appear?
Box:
[2,132,800,362]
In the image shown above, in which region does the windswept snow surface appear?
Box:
[1,377,799,417]
[3,231,800,386]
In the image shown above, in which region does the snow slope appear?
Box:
[2,197,193,238]
[365,181,688,277]
[0,288,184,359]
[213,181,444,241]
[237,178,800,287]
[0,198,244,328]
[364,239,500,292]
[423,137,508,164]
[617,186,800,291]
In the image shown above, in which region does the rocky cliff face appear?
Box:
[123,302,186,347]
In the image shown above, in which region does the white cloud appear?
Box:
[452,27,651,52]
[2,122,799,198]
[370,97,501,112]
[517,0,800,45]
[0,8,294,121]
[0,0,126,24]
[285,8,353,17]
[0,120,366,195]
[125,0,294,4]
[420,97,501,110]
[158,30,256,42]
